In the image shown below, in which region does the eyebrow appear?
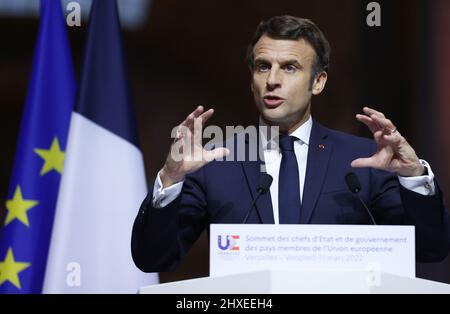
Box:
[281,59,303,69]
[253,58,303,69]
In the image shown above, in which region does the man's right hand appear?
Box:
[159,106,230,188]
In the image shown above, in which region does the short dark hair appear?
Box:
[247,15,331,86]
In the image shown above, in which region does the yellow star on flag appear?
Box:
[0,247,30,289]
[34,137,65,176]
[5,185,39,227]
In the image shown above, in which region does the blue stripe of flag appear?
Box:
[0,0,75,294]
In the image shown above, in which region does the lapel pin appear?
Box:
[319,144,325,150]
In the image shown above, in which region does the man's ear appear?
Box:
[251,80,254,93]
[312,71,328,95]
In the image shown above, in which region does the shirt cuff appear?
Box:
[398,160,435,196]
[152,171,184,208]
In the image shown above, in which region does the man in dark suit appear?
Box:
[131,15,450,272]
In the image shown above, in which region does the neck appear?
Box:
[280,114,310,135]
[262,111,311,135]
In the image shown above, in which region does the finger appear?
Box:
[193,116,203,143]
[198,108,215,125]
[180,106,205,127]
[359,107,385,131]
[355,114,380,134]
[373,130,385,142]
[351,157,379,169]
[174,125,187,141]
[184,112,203,134]
[363,106,386,119]
[193,109,214,143]
[179,115,195,134]
[382,132,403,146]
[370,115,397,134]
[203,147,231,162]
[191,105,205,118]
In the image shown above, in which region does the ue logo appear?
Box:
[218,235,240,251]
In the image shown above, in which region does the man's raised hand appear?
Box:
[160,106,230,187]
[351,107,424,177]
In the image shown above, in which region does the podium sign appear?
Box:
[210,224,415,278]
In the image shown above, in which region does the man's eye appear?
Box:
[284,64,297,73]
[257,64,270,72]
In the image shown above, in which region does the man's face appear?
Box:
[251,35,327,131]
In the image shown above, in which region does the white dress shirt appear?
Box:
[152,116,436,224]
[260,116,310,224]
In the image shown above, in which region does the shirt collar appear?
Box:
[259,115,313,150]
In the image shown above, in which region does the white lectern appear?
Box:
[139,270,450,294]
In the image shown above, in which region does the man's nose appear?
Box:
[266,69,281,90]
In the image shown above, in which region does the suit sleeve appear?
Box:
[131,168,208,272]
[368,142,450,262]
[400,181,450,262]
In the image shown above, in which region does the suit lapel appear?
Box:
[301,120,333,224]
[239,133,274,224]
[237,121,333,225]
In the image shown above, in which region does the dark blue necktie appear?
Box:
[278,135,301,224]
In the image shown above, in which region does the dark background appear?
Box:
[1,0,450,284]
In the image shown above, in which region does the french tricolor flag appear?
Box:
[43,0,158,293]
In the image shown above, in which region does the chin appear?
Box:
[261,108,288,124]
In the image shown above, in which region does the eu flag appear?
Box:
[0,0,75,293]
[43,0,158,293]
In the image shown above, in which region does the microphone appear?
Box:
[242,173,273,224]
[345,172,377,225]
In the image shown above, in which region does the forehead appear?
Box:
[253,35,316,63]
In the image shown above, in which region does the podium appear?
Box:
[139,270,450,294]
[139,224,450,293]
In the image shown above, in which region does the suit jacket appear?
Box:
[132,120,450,272]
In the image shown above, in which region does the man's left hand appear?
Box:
[351,107,424,177]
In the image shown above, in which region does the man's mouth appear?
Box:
[263,95,285,108]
